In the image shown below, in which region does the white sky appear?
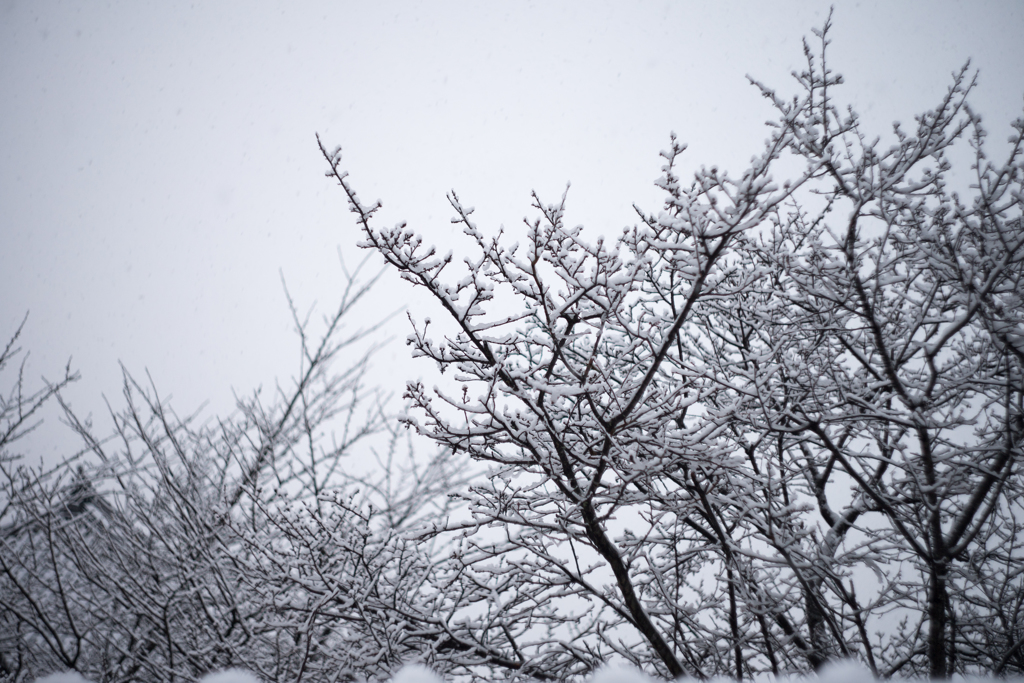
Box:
[2,0,1023,464]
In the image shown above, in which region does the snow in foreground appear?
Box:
[28,660,1024,683]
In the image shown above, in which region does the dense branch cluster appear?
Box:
[2,269,470,683]
[3,21,1023,683]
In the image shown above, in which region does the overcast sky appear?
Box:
[3,1,1023,463]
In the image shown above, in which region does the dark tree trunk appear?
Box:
[928,561,950,678]
[728,566,742,680]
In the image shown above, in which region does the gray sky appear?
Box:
[3,0,1023,463]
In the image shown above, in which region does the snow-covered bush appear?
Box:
[1,266,469,683]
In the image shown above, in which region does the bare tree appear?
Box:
[725,25,1024,678]
[323,18,1023,680]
